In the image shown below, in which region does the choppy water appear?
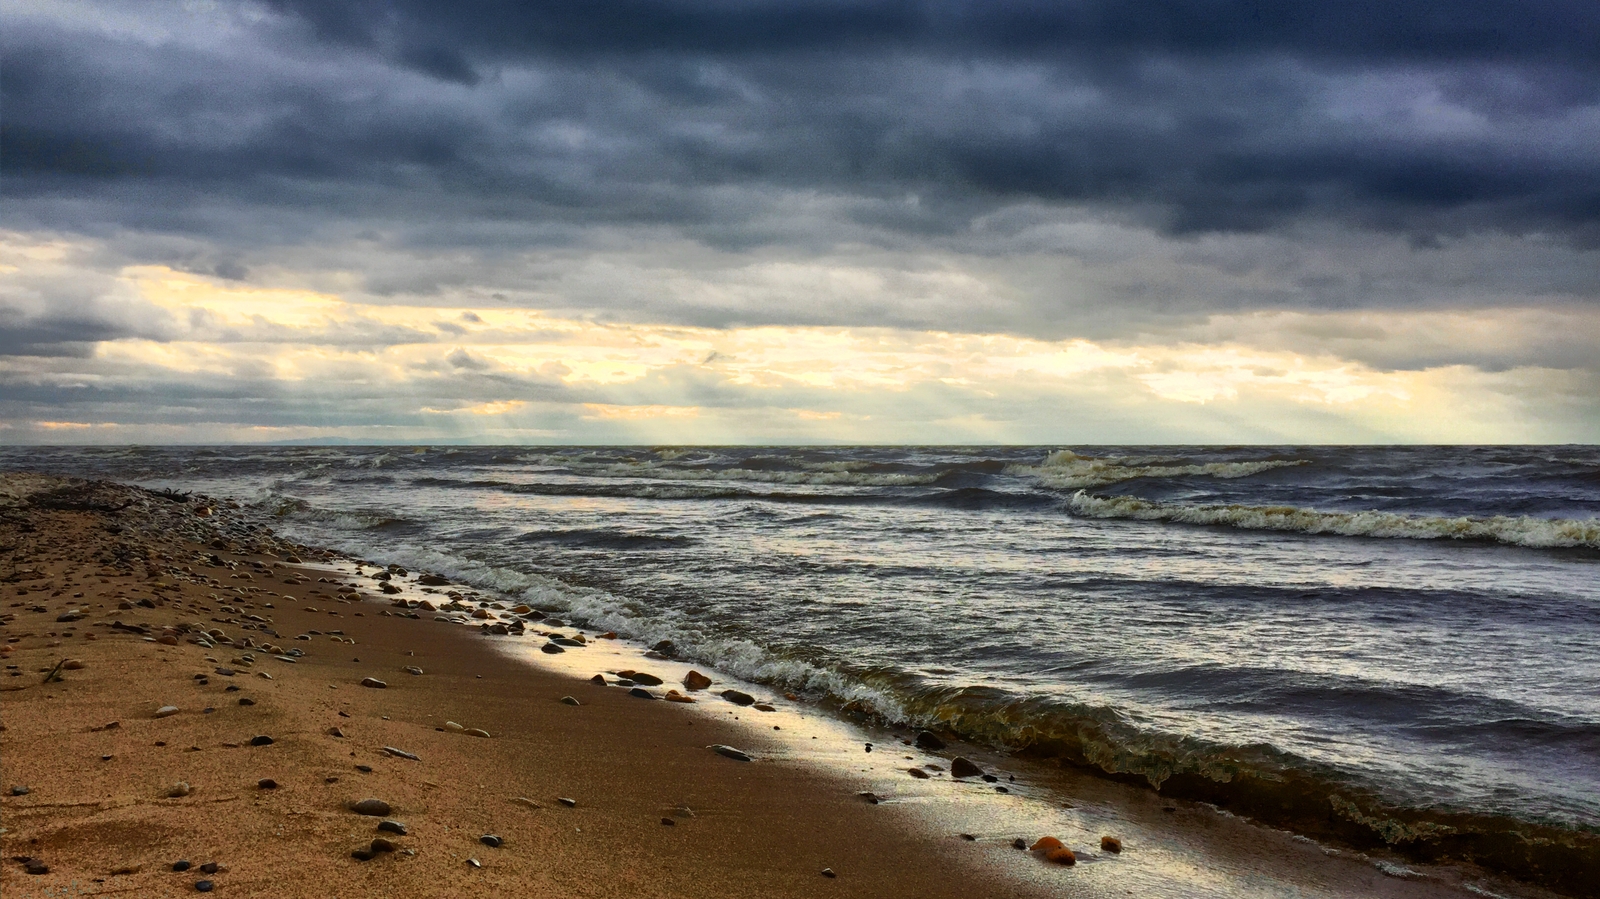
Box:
[7,444,1599,851]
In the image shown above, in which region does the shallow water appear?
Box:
[7,445,1598,856]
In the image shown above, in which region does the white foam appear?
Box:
[1069,492,1600,549]
[1011,449,1308,489]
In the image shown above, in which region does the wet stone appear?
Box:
[720,689,755,706]
[1101,835,1123,853]
[195,880,215,892]
[541,643,564,654]
[907,767,930,779]
[951,757,984,779]
[359,677,387,689]
[914,731,946,751]
[249,735,274,746]
[377,820,407,835]
[200,862,219,874]
[682,670,713,691]
[9,785,29,796]
[479,834,503,848]
[371,838,398,853]
[628,687,655,700]
[173,860,192,871]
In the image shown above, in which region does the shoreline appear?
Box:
[0,473,1580,898]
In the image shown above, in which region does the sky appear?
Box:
[2,0,1598,445]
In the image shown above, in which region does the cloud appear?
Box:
[1,1,1597,442]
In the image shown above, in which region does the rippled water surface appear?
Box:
[7,444,1599,843]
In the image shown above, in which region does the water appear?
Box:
[6,444,1599,852]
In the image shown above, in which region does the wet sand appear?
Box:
[0,474,1561,898]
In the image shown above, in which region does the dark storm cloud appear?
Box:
[4,0,1598,247]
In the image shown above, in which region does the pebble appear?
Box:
[479,834,503,848]
[355,765,372,773]
[258,778,278,789]
[62,659,86,670]
[214,667,235,677]
[350,798,393,816]
[951,757,984,779]
[588,674,606,685]
[328,726,345,738]
[906,767,930,779]
[200,862,219,874]
[195,880,214,892]
[914,731,946,751]
[1030,836,1063,851]
[9,785,29,796]
[558,797,577,807]
[559,696,580,706]
[378,820,408,835]
[167,782,192,798]
[383,746,422,759]
[660,817,675,825]
[1101,835,1123,853]
[155,705,180,718]
[720,689,755,706]
[628,687,655,700]
[856,791,880,804]
[465,728,491,738]
[709,744,753,762]
[753,703,776,712]
[403,666,423,675]
[249,735,274,746]
[359,677,387,689]
[1046,847,1077,865]
[960,833,976,841]
[173,860,192,871]
[821,868,836,878]
[630,672,664,686]
[371,838,398,853]
[540,643,564,654]
[682,670,713,691]
[466,858,482,868]
[351,848,375,861]
[1012,838,1027,850]
[22,858,49,875]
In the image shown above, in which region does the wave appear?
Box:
[514,528,697,550]
[1068,492,1600,550]
[1012,449,1308,489]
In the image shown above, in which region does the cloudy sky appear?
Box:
[3,0,1598,444]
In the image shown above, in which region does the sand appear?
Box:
[0,474,1565,898]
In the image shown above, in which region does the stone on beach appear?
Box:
[1030,837,1063,851]
[465,728,491,738]
[249,734,274,746]
[166,781,192,798]
[155,705,181,718]
[710,744,753,762]
[403,666,423,675]
[383,745,423,759]
[360,677,387,688]
[1101,835,1123,853]
[682,670,713,691]
[950,757,984,779]
[629,671,664,686]
[720,689,755,706]
[378,820,408,835]
[559,696,581,705]
[1045,847,1077,865]
[914,731,946,751]
[350,798,393,816]
[906,767,930,779]
[258,778,278,789]
[479,834,503,848]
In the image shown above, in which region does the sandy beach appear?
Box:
[0,474,1576,898]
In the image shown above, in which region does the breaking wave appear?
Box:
[1069,492,1600,550]
[1014,449,1308,489]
